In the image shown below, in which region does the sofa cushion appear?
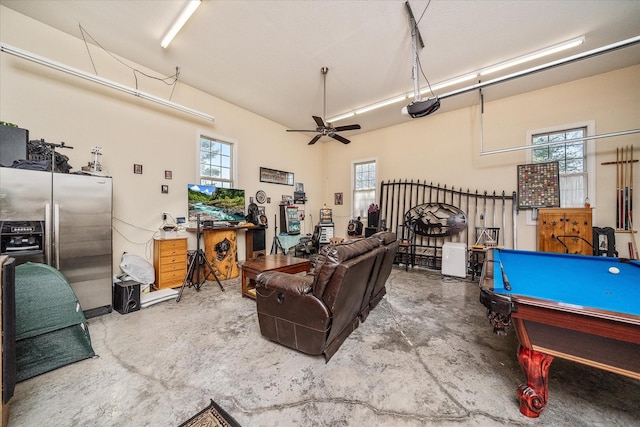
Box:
[312,237,380,298]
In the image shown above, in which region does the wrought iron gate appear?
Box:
[378,180,517,269]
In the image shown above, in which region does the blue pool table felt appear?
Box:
[492,249,640,317]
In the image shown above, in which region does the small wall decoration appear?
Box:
[255,190,267,204]
[133,164,143,174]
[334,192,343,205]
[517,161,560,209]
[161,185,169,194]
[260,167,294,186]
[165,170,172,180]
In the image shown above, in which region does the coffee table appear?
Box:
[241,254,311,299]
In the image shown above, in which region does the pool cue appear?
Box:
[616,147,620,229]
[630,145,634,228]
[625,146,629,230]
[629,146,639,259]
[498,259,511,291]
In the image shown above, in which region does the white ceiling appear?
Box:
[2,0,639,140]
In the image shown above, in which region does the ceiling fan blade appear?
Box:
[312,116,325,127]
[330,133,350,144]
[333,124,361,132]
[287,129,317,132]
[308,134,322,145]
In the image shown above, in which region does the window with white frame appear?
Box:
[531,126,588,208]
[199,135,233,188]
[353,160,376,220]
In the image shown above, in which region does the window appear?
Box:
[199,135,233,188]
[353,160,376,220]
[531,127,588,208]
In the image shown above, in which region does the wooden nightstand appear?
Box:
[153,238,188,289]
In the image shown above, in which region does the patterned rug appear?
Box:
[178,399,241,427]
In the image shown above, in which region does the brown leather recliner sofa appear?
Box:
[255,231,398,361]
[359,231,400,321]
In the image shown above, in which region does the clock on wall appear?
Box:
[256,190,267,204]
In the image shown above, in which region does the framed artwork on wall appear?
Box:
[260,167,294,186]
[517,161,560,209]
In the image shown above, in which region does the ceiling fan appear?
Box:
[287,66,361,145]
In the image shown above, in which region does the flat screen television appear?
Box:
[187,184,245,223]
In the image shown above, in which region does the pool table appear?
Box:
[479,248,640,418]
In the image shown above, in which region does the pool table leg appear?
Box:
[516,345,554,418]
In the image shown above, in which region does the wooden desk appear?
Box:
[241,254,311,299]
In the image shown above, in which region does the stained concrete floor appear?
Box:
[8,267,640,426]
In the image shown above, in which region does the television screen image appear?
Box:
[187,184,245,223]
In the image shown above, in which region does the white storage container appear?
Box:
[441,242,467,278]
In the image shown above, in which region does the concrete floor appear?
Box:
[8,267,640,426]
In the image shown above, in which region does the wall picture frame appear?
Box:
[161,185,169,194]
[165,170,172,180]
[133,164,143,174]
[334,192,343,205]
[260,167,294,186]
[517,161,560,209]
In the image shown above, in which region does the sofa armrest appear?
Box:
[256,271,313,295]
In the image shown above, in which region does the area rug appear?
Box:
[178,399,241,427]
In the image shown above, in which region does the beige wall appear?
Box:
[325,65,639,253]
[2,6,639,270]
[0,6,325,271]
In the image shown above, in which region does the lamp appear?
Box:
[0,42,215,122]
[161,0,202,49]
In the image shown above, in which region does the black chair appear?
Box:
[396,223,415,271]
[592,227,618,257]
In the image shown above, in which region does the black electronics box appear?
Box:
[0,125,28,167]
[113,280,141,315]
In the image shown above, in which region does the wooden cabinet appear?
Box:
[537,208,592,255]
[203,228,239,280]
[153,238,188,289]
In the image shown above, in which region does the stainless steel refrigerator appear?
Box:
[0,167,112,318]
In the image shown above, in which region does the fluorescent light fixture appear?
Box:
[420,72,478,95]
[329,36,585,122]
[161,0,202,49]
[354,94,408,115]
[329,111,356,122]
[0,42,215,122]
[479,36,585,76]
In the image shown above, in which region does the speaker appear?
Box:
[246,228,267,259]
[0,125,28,167]
[113,280,141,314]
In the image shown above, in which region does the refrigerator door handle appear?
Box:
[45,203,52,265]
[54,203,60,269]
